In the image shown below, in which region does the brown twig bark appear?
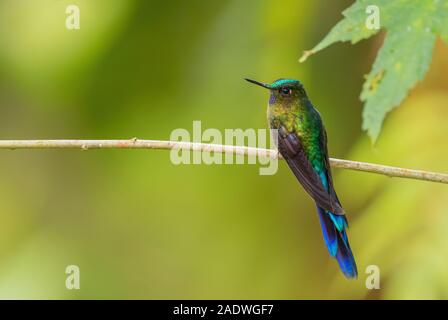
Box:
[0,139,446,184]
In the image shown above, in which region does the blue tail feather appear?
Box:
[316,205,358,279]
[328,212,348,232]
[335,230,358,278]
[316,206,338,257]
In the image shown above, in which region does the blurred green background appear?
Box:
[0,0,447,299]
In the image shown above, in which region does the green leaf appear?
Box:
[300,0,448,142]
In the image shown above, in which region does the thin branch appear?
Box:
[0,139,446,184]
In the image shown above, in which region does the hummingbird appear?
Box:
[245,78,357,279]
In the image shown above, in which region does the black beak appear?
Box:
[244,78,271,89]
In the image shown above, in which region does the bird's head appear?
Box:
[245,78,306,106]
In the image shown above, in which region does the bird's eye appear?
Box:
[280,88,292,95]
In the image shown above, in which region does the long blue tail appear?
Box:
[316,205,357,279]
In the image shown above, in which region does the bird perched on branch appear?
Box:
[245,78,357,279]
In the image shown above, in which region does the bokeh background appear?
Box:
[0,0,447,299]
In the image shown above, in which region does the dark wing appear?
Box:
[319,127,343,211]
[277,126,344,214]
